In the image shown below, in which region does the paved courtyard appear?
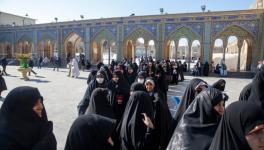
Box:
[0,66,252,150]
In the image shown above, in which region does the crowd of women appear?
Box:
[0,58,263,150]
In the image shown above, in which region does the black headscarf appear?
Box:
[78,70,108,116]
[247,70,264,109]
[239,82,252,101]
[65,114,116,150]
[145,76,173,149]
[126,64,137,86]
[120,91,154,150]
[0,86,56,150]
[130,82,146,92]
[173,78,207,128]
[167,88,224,150]
[212,79,226,92]
[108,70,130,121]
[100,65,112,82]
[87,69,97,85]
[0,74,7,92]
[85,88,115,119]
[209,101,264,150]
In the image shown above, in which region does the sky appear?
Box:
[0,0,255,24]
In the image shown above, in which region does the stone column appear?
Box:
[188,41,192,70]
[222,38,228,61]
[117,25,124,61]
[237,39,244,71]
[175,40,179,61]
[85,27,91,60]
[203,21,212,63]
[33,30,37,57]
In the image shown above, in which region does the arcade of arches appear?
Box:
[1,9,263,72]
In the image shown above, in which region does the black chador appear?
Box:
[85,88,115,119]
[167,88,225,150]
[78,70,108,115]
[65,114,116,150]
[209,101,264,150]
[0,86,56,149]
[119,91,154,150]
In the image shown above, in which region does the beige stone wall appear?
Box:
[0,11,35,26]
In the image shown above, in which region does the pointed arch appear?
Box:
[92,29,116,44]
[124,27,157,59]
[124,27,156,43]
[166,26,201,42]
[215,25,254,40]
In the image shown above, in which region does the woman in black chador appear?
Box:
[209,101,264,150]
[65,114,116,150]
[212,79,226,92]
[119,91,155,150]
[126,64,137,86]
[173,78,207,128]
[0,71,7,99]
[0,86,56,149]
[247,69,264,109]
[239,82,252,101]
[130,82,146,95]
[108,70,130,122]
[167,88,228,150]
[144,77,173,150]
[78,70,108,115]
[85,88,115,119]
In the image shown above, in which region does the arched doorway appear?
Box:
[191,40,201,68]
[38,40,55,59]
[64,32,84,60]
[212,38,224,65]
[0,42,12,58]
[226,36,238,71]
[215,25,254,71]
[17,35,33,54]
[178,38,189,63]
[148,40,156,60]
[135,37,145,62]
[124,27,156,61]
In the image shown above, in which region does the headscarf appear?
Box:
[85,88,115,119]
[0,86,56,149]
[239,82,252,101]
[209,101,264,150]
[173,78,207,128]
[167,88,225,150]
[78,70,108,116]
[247,70,264,109]
[65,114,116,150]
[130,82,146,92]
[120,91,154,150]
[212,79,226,92]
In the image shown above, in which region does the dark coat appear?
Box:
[65,114,116,150]
[209,101,264,150]
[120,91,154,150]
[167,88,223,150]
[0,86,56,150]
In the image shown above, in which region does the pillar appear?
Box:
[117,25,124,61]
[175,40,179,61]
[223,38,228,61]
[203,21,212,63]
[85,27,91,60]
[188,41,192,70]
[237,38,244,71]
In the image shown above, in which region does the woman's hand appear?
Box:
[142,113,154,129]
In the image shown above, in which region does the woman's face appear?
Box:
[112,76,119,83]
[246,126,264,150]
[145,82,154,92]
[213,100,225,115]
[32,99,44,118]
